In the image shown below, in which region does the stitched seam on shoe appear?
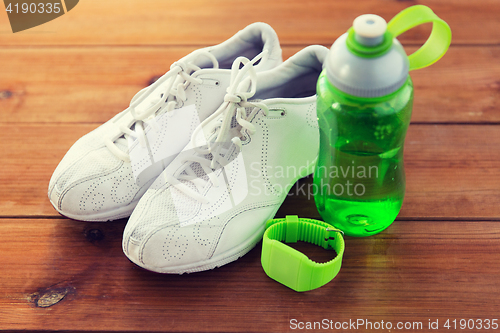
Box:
[305,102,319,129]
[52,144,107,206]
[135,174,217,263]
[139,220,179,264]
[130,176,156,203]
[255,117,280,197]
[207,200,282,258]
[192,85,203,134]
[139,200,280,265]
[58,158,124,210]
[126,181,172,240]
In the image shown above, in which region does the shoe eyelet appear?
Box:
[240,131,251,145]
[202,79,220,86]
[266,108,286,117]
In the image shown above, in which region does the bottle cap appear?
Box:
[353,14,387,46]
[325,32,409,98]
[325,5,452,98]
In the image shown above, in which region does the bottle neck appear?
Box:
[320,70,412,105]
[355,33,384,46]
[346,28,393,58]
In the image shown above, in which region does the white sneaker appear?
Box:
[48,23,282,222]
[122,45,329,273]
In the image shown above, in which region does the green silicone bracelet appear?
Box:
[261,215,345,292]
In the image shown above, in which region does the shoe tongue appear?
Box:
[115,137,129,153]
[181,49,220,70]
[178,121,241,192]
[181,160,209,182]
[133,82,169,116]
[201,101,257,144]
[247,99,262,114]
[133,53,220,120]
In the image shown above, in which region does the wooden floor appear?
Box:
[1,1,499,332]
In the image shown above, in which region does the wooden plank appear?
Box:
[0,124,96,217]
[1,46,499,124]
[0,1,497,332]
[1,124,499,219]
[0,0,498,45]
[0,219,499,332]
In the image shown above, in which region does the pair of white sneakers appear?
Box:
[49,23,328,274]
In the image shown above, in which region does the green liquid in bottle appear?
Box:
[314,71,413,236]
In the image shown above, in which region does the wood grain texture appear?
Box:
[0,219,499,332]
[0,0,498,45]
[1,46,499,124]
[0,0,498,332]
[1,124,499,219]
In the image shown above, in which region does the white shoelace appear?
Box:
[105,50,219,162]
[166,54,269,203]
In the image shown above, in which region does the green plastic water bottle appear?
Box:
[314,5,451,236]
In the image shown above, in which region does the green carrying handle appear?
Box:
[387,5,452,71]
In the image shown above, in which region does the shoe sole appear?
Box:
[130,222,267,274]
[50,199,138,222]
